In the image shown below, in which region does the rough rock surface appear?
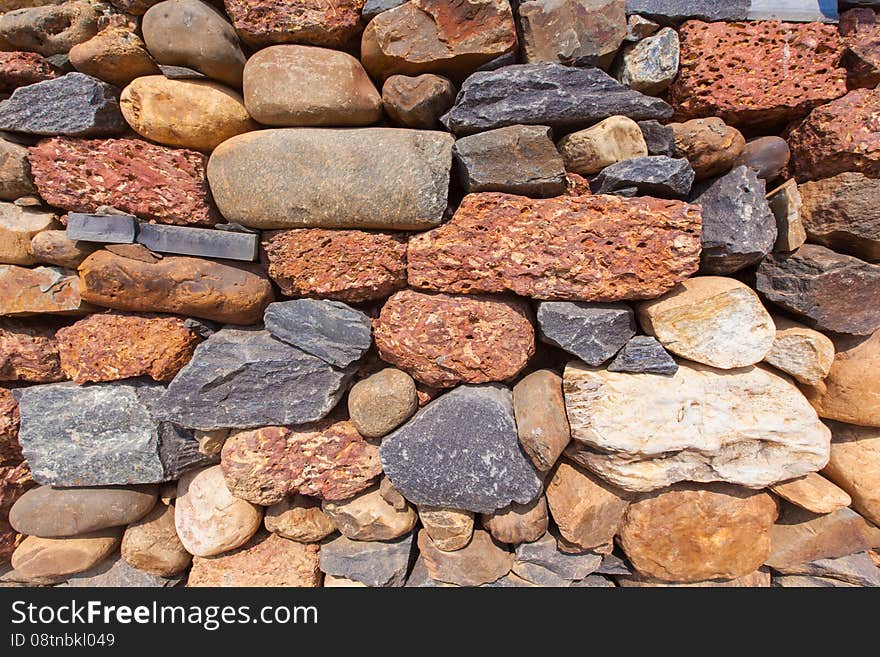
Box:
[591,155,695,198]
[763,315,835,386]
[348,368,418,439]
[320,533,413,587]
[841,7,880,89]
[670,117,745,180]
[512,369,571,472]
[0,387,22,465]
[481,496,548,545]
[224,0,365,50]
[0,265,85,316]
[407,192,702,301]
[264,495,336,543]
[536,301,635,366]
[0,319,62,383]
[418,506,474,552]
[0,2,99,57]
[418,529,512,586]
[121,502,192,576]
[513,532,602,584]
[557,115,648,176]
[614,27,679,95]
[0,51,60,91]
[0,137,37,201]
[608,335,678,375]
[563,360,832,492]
[822,422,880,525]
[624,0,749,22]
[767,179,807,252]
[638,119,675,156]
[381,73,456,129]
[772,552,880,588]
[1,462,32,561]
[322,485,416,541]
[769,473,852,515]
[63,556,180,587]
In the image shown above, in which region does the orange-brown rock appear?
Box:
[406,192,701,301]
[840,8,880,89]
[669,20,846,128]
[0,51,61,91]
[618,569,771,588]
[264,494,336,543]
[1,462,32,562]
[56,312,200,384]
[618,483,778,583]
[0,265,87,316]
[361,0,517,82]
[0,319,62,383]
[224,0,364,49]
[822,421,880,526]
[418,528,513,586]
[262,229,407,303]
[481,496,548,545]
[769,472,851,515]
[221,420,382,505]
[11,529,121,580]
[188,531,321,587]
[77,250,273,325]
[121,502,192,576]
[68,26,160,88]
[373,289,535,388]
[0,387,21,466]
[512,369,570,472]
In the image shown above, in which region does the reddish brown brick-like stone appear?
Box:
[669,20,846,128]
[221,420,382,505]
[224,0,365,49]
[28,137,219,226]
[1,462,33,563]
[0,319,63,383]
[374,289,535,388]
[840,8,880,89]
[0,388,21,467]
[56,313,201,384]
[407,192,701,301]
[788,88,880,182]
[262,229,408,303]
[0,51,61,91]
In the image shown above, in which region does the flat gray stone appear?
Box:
[514,533,603,582]
[0,73,125,137]
[597,553,633,576]
[625,0,750,23]
[537,301,636,366]
[158,64,208,80]
[62,556,181,588]
[571,575,616,587]
[638,120,675,156]
[320,533,413,587]
[591,155,695,198]
[404,556,450,588]
[136,223,258,261]
[263,299,372,368]
[747,0,838,22]
[158,327,356,430]
[380,384,543,514]
[608,335,678,375]
[771,552,880,587]
[66,213,136,244]
[441,64,672,136]
[15,380,213,486]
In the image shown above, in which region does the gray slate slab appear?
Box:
[591,155,695,198]
[608,335,678,375]
[66,213,136,244]
[320,534,413,587]
[747,0,837,22]
[136,223,259,261]
[537,301,636,366]
[625,0,749,22]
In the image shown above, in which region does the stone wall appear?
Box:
[1,0,879,588]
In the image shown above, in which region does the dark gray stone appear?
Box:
[15,380,213,486]
[441,64,672,136]
[380,384,542,514]
[536,301,636,366]
[638,120,675,156]
[571,575,616,587]
[510,562,572,586]
[625,0,749,23]
[771,552,880,587]
[591,155,694,198]
[404,556,450,588]
[263,299,372,368]
[513,533,603,582]
[692,165,776,274]
[452,124,567,198]
[136,223,258,261]
[607,335,678,375]
[320,533,413,587]
[66,213,136,244]
[597,553,633,576]
[158,65,208,80]
[362,0,408,20]
[0,73,125,137]
[747,0,838,22]
[158,327,356,430]
[62,557,181,588]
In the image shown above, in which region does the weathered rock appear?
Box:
[624,0,749,22]
[0,51,61,91]
[546,460,629,550]
[755,245,880,335]
[121,76,255,151]
[121,502,191,576]
[0,265,85,316]
[772,574,858,587]
[732,136,790,181]
[1,462,32,561]
[772,551,880,587]
[765,505,880,569]
[136,223,258,262]
[11,529,121,580]
[637,119,675,156]
[513,532,602,584]
[0,319,61,383]
[822,422,880,525]
[841,7,880,89]
[620,483,778,582]
[608,335,678,375]
[419,529,512,586]
[63,555,180,587]
[0,387,21,466]
[417,506,474,552]
[670,117,745,181]
[56,312,200,384]
[590,155,694,198]
[638,277,775,369]
[798,173,880,262]
[613,27,678,95]
[16,381,214,486]
[767,179,806,252]
[208,128,452,230]
[224,0,364,50]
[482,497,548,545]
[0,73,124,138]
[557,115,648,176]
[407,192,701,301]
[518,0,626,68]
[243,45,381,127]
[763,315,834,385]
[263,229,407,303]
[788,88,880,181]
[381,74,455,129]
[0,137,36,201]
[348,368,418,439]
[452,124,566,198]
[264,495,336,543]
[669,20,846,128]
[618,569,771,587]
[174,465,261,558]
[624,13,658,41]
[322,485,416,541]
[0,2,99,56]
[361,0,517,81]
[69,27,160,89]
[142,0,247,88]
[10,484,157,537]
[374,290,534,388]
[28,137,219,226]
[221,420,381,505]
[537,301,635,366]
[512,369,570,472]
[320,533,413,587]
[380,384,542,513]
[66,213,136,244]
[189,531,320,587]
[363,0,407,20]
[770,473,851,515]
[195,429,227,456]
[440,63,672,136]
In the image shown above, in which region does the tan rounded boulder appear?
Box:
[763,315,835,386]
[264,494,336,543]
[557,115,648,176]
[69,27,160,88]
[121,76,256,152]
[417,506,474,552]
[0,203,58,266]
[481,496,549,545]
[243,45,382,127]
[121,502,192,576]
[670,117,746,180]
[321,485,417,541]
[11,529,122,580]
[347,368,418,439]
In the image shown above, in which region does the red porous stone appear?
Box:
[0,51,61,92]
[0,387,22,467]
[1,462,34,563]
[0,320,63,383]
[27,137,220,226]
[840,8,880,89]
[223,0,365,49]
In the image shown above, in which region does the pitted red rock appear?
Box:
[840,8,880,89]
[224,0,365,49]
[0,387,21,466]
[0,319,62,383]
[0,51,60,91]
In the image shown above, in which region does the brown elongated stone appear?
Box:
[841,7,880,89]
[0,265,87,316]
[407,192,701,301]
[512,369,570,472]
[823,421,880,526]
[418,528,513,586]
[769,473,851,515]
[11,529,121,580]
[1,461,32,562]
[0,387,22,466]
[0,319,62,382]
